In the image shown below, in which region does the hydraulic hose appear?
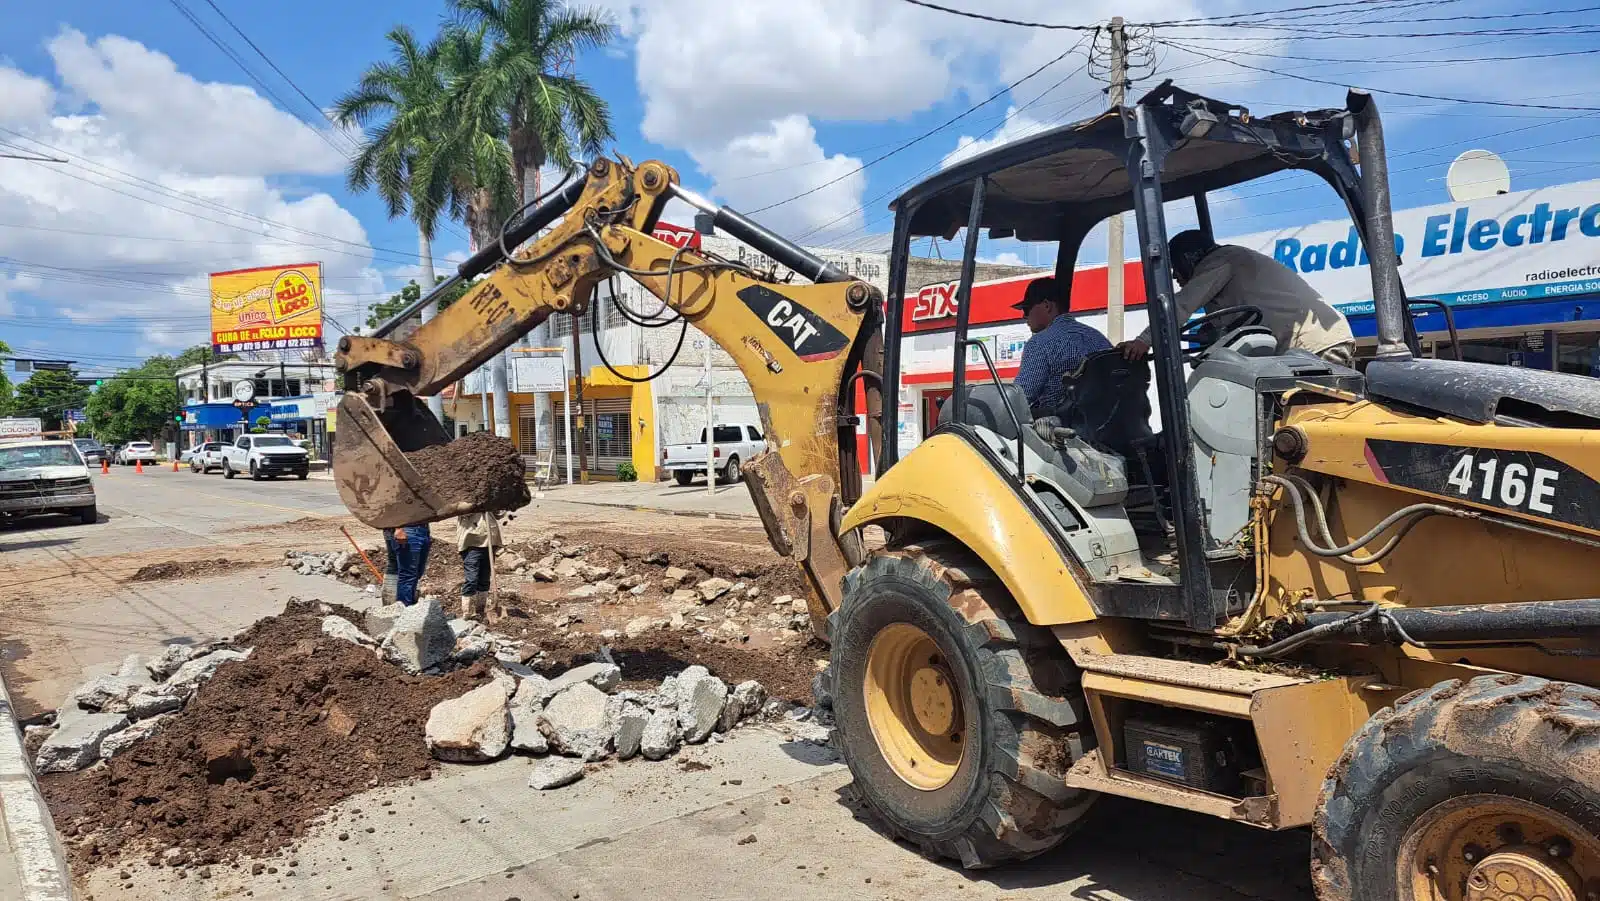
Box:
[1263,474,1471,565]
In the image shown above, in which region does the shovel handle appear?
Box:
[340,525,386,582]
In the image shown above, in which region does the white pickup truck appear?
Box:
[220,434,311,481]
[660,423,765,486]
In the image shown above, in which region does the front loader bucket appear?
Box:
[333,392,486,529]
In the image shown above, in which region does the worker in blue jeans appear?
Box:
[390,523,432,606]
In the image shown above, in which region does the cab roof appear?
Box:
[891,83,1354,243]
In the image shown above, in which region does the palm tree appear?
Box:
[333,27,452,290]
[449,0,616,209]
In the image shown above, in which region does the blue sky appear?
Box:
[0,0,1596,375]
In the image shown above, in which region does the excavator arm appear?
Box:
[332,157,884,634]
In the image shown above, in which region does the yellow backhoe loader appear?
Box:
[333,83,1600,901]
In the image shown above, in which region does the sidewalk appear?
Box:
[0,670,73,900]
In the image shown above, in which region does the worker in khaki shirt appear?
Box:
[455,511,502,620]
[1119,230,1356,366]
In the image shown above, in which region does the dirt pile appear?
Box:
[41,599,490,871]
[126,559,253,583]
[406,432,530,515]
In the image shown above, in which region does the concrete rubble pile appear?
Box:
[34,644,254,774]
[422,657,832,790]
[282,549,365,580]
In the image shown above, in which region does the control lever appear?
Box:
[1031,418,1076,447]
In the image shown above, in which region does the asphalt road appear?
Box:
[2,466,1317,901]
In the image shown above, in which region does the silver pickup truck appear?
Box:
[0,439,97,525]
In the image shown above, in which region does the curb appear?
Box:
[0,670,73,900]
[535,495,759,522]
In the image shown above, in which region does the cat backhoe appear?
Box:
[333,84,1600,901]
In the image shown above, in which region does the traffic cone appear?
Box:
[101,459,109,474]
[135,459,144,474]
[172,458,179,472]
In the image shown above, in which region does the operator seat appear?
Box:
[1058,349,1155,459]
[938,383,1127,508]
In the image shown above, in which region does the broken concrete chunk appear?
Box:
[664,566,693,584]
[116,654,154,688]
[364,605,404,639]
[593,581,619,597]
[639,708,681,761]
[553,558,581,578]
[791,598,810,615]
[566,584,600,600]
[321,616,375,648]
[696,578,733,602]
[530,567,559,583]
[37,712,129,773]
[70,674,143,713]
[527,757,586,790]
[731,681,767,722]
[452,635,492,664]
[550,662,622,694]
[379,600,454,674]
[164,649,252,694]
[669,589,701,606]
[613,706,648,761]
[508,677,551,754]
[425,681,512,763]
[125,690,184,720]
[675,668,729,744]
[624,617,660,639]
[538,683,613,762]
[145,645,198,681]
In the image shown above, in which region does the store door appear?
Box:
[590,397,633,477]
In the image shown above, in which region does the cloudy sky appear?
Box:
[1,0,1596,372]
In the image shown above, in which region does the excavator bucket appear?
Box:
[332,392,490,529]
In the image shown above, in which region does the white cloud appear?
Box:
[46,29,345,177]
[0,31,385,354]
[694,116,865,240]
[980,251,1029,267]
[942,107,1060,170]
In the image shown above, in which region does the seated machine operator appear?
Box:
[1117,230,1356,366]
[1013,276,1112,417]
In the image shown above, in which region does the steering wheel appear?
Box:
[1179,306,1264,361]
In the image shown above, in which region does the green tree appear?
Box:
[366,277,477,330]
[0,339,14,417]
[449,0,616,208]
[13,369,88,431]
[173,345,230,369]
[84,356,180,443]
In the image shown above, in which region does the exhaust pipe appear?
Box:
[1347,90,1412,362]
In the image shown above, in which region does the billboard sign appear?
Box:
[209,263,324,353]
[1229,178,1600,316]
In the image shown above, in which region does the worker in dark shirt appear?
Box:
[1013,277,1112,416]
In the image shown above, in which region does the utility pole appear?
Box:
[418,238,446,425]
[704,333,716,496]
[1105,16,1128,344]
[572,322,588,484]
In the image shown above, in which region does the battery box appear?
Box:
[1123,714,1252,795]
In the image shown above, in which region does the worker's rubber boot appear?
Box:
[459,592,477,619]
[382,573,398,605]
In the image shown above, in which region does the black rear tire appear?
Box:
[673,470,695,487]
[297,472,308,480]
[723,454,740,483]
[76,505,96,525]
[223,462,235,479]
[828,542,1096,868]
[1313,675,1600,900]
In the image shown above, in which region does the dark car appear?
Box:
[73,438,107,465]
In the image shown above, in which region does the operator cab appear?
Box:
[883,82,1407,629]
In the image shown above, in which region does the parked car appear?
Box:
[221,434,309,480]
[115,441,158,466]
[0,439,97,525]
[660,423,765,486]
[73,438,107,466]
[188,442,226,473]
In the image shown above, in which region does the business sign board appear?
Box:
[652,222,702,252]
[209,262,324,354]
[1232,178,1600,316]
[0,417,43,436]
[512,356,566,393]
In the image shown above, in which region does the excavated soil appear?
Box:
[40,599,490,871]
[406,432,531,515]
[126,559,263,583]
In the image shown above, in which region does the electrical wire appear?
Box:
[894,0,1099,30]
[747,36,1091,216]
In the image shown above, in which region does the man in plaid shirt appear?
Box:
[1012,277,1111,416]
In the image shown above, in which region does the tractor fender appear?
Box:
[840,433,1097,626]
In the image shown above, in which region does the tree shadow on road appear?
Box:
[831,786,1315,901]
[0,535,80,551]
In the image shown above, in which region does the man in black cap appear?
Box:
[1012,276,1111,416]
[1118,230,1354,364]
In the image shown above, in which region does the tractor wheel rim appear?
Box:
[863,622,965,791]
[1397,794,1599,901]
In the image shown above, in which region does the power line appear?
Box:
[894,0,1099,30]
[1153,38,1600,112]
[748,36,1092,216]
